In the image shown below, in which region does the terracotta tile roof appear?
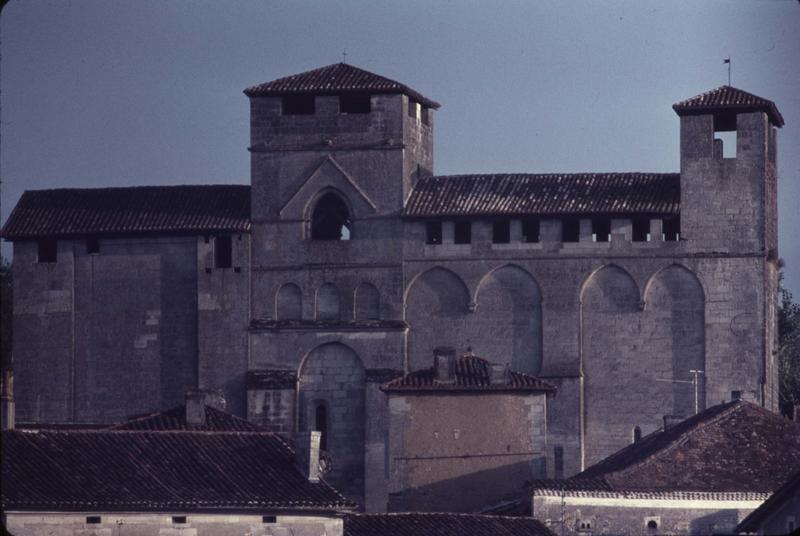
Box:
[382,355,556,394]
[530,401,800,497]
[1,185,250,240]
[736,470,800,533]
[343,513,555,536]
[244,63,440,109]
[1,430,355,512]
[246,370,298,390]
[404,173,680,218]
[673,85,784,127]
[108,405,264,432]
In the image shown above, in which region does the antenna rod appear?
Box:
[724,57,731,86]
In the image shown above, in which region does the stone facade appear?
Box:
[4,65,782,511]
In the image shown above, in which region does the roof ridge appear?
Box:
[428,172,679,179]
[22,183,248,194]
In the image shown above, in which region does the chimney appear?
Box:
[662,415,683,431]
[433,347,456,383]
[1,370,14,431]
[489,362,509,385]
[295,430,322,483]
[730,390,742,402]
[185,388,226,426]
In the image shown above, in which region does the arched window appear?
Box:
[311,193,351,240]
[633,426,642,443]
[276,283,302,320]
[314,402,328,451]
[355,282,380,321]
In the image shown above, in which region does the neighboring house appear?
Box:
[342,512,555,536]
[382,348,555,513]
[529,401,800,536]
[736,471,800,536]
[1,62,786,508]
[1,427,355,536]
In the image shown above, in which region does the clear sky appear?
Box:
[1,0,799,293]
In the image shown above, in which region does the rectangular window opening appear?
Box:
[562,218,580,243]
[632,217,650,242]
[714,130,737,158]
[282,94,315,115]
[86,517,101,524]
[454,221,471,244]
[492,220,510,244]
[421,106,430,126]
[339,93,371,114]
[172,516,187,524]
[37,239,58,263]
[591,218,611,243]
[87,238,100,255]
[662,216,680,242]
[522,219,540,243]
[425,221,442,245]
[554,445,564,479]
[215,235,233,268]
[408,99,418,119]
[262,516,277,524]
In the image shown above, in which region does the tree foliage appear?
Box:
[778,272,800,418]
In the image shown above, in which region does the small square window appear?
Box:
[215,235,233,268]
[282,95,315,115]
[87,238,100,255]
[492,220,510,244]
[592,218,610,243]
[262,516,277,524]
[86,516,101,524]
[522,219,540,243]
[172,516,187,524]
[562,218,580,243]
[339,94,371,114]
[37,239,58,263]
[425,221,442,245]
[632,217,650,242]
[454,221,471,244]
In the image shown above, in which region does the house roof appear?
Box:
[672,86,784,127]
[244,63,440,109]
[382,354,556,394]
[530,401,800,497]
[0,185,251,240]
[108,405,265,432]
[736,470,800,533]
[342,513,555,536]
[404,173,680,218]
[1,430,355,513]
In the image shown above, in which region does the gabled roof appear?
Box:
[108,405,264,432]
[736,470,800,533]
[404,173,680,218]
[1,430,355,512]
[244,63,440,109]
[531,401,800,497]
[672,85,784,127]
[343,513,555,536]
[1,185,250,240]
[382,354,556,394]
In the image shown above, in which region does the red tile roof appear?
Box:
[1,185,250,240]
[673,86,784,127]
[108,405,264,432]
[244,63,440,109]
[404,173,680,218]
[1,430,355,512]
[343,513,555,536]
[530,401,800,497]
[382,355,556,394]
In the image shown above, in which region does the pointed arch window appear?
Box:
[311,193,351,240]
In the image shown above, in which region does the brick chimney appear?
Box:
[185,388,226,426]
[489,363,509,385]
[1,370,14,430]
[433,347,456,383]
[295,430,322,483]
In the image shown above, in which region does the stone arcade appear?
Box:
[1,63,783,510]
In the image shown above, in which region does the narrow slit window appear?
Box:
[454,221,471,244]
[282,94,315,115]
[425,221,442,245]
[37,239,58,263]
[662,216,680,242]
[554,445,564,479]
[339,94,371,114]
[315,403,328,451]
[591,218,611,243]
[632,217,650,242]
[215,235,233,268]
[86,517,101,524]
[492,220,510,244]
[562,218,580,243]
[87,238,100,255]
[522,219,540,243]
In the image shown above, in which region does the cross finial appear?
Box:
[342,49,347,63]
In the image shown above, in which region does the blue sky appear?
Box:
[1,0,798,294]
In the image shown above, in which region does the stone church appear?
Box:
[1,63,783,510]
